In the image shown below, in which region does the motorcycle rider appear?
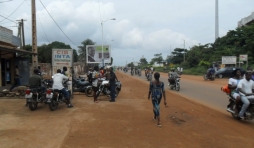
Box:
[168,68,179,86]
[130,67,134,75]
[206,65,215,78]
[26,69,46,106]
[227,68,243,113]
[146,67,152,78]
[52,69,73,108]
[237,71,254,119]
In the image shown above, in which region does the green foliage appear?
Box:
[166,23,254,69]
[198,60,210,68]
[78,39,95,62]
[151,53,164,65]
[139,57,148,65]
[127,62,134,67]
[37,41,74,63]
[183,66,207,75]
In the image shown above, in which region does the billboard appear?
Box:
[0,26,13,43]
[221,56,236,64]
[52,49,73,67]
[86,45,111,63]
[239,54,248,61]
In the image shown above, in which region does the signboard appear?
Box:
[52,49,73,67]
[0,26,13,43]
[86,45,111,64]
[239,54,248,61]
[221,56,236,64]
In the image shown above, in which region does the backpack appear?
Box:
[221,85,230,94]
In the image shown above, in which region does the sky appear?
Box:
[0,0,254,66]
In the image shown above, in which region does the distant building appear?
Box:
[238,12,254,27]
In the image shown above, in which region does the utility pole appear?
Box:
[215,0,219,40]
[183,40,185,62]
[31,0,38,69]
[17,19,27,50]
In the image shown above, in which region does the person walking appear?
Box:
[148,72,167,127]
[10,65,21,91]
[109,66,117,102]
[92,66,100,103]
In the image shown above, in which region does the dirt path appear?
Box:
[0,71,254,148]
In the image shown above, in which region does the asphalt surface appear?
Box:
[120,70,229,113]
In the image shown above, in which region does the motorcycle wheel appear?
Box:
[229,101,241,120]
[176,83,180,91]
[29,96,38,111]
[115,88,119,98]
[49,99,58,111]
[96,90,101,98]
[204,75,207,80]
[85,87,94,97]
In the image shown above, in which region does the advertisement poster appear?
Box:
[86,45,111,64]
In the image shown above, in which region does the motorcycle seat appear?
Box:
[79,81,90,86]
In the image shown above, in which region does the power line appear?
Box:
[37,14,50,42]
[0,14,17,24]
[23,23,50,42]
[0,0,25,23]
[0,0,13,3]
[38,0,78,47]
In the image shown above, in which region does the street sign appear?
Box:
[239,54,248,61]
[221,56,236,64]
[52,49,73,67]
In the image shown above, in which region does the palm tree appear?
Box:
[78,39,95,64]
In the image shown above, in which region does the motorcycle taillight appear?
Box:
[25,90,31,94]
[46,89,51,94]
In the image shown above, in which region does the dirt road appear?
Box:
[0,71,254,148]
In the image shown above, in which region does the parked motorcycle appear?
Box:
[204,73,215,81]
[96,78,122,98]
[46,79,72,111]
[25,87,46,111]
[168,77,180,91]
[43,79,53,88]
[72,76,93,97]
[226,94,254,120]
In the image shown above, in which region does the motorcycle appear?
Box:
[72,76,93,97]
[96,78,122,98]
[25,86,46,111]
[43,79,53,88]
[131,70,134,76]
[46,79,72,111]
[226,94,254,120]
[138,69,142,76]
[146,72,152,81]
[204,72,215,81]
[168,77,180,91]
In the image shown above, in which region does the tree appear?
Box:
[127,62,134,67]
[139,57,148,65]
[37,41,73,63]
[78,39,95,63]
[170,48,187,65]
[150,53,163,66]
[73,49,78,62]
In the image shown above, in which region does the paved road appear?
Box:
[119,70,229,113]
